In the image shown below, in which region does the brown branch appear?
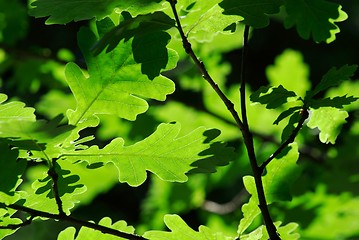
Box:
[48,159,66,217]
[167,1,280,238]
[259,108,309,173]
[4,204,147,240]
[201,189,248,215]
[167,0,245,132]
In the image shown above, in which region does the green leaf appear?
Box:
[63,123,233,186]
[29,0,121,24]
[0,215,22,239]
[250,85,297,109]
[143,214,233,240]
[0,141,26,205]
[0,0,28,44]
[0,116,75,161]
[93,12,175,70]
[57,217,135,240]
[176,1,243,42]
[21,162,86,215]
[273,106,302,125]
[240,222,300,240]
[309,64,357,98]
[307,107,348,144]
[284,0,347,43]
[219,0,284,28]
[66,21,177,125]
[115,0,168,17]
[0,93,35,122]
[237,196,261,235]
[244,143,300,203]
[307,95,358,109]
[266,49,310,98]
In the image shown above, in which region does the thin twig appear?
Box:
[167,0,245,131]
[201,189,248,215]
[0,216,34,230]
[48,159,66,217]
[4,204,147,240]
[167,1,280,238]
[238,25,280,239]
[259,108,309,173]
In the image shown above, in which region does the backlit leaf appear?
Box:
[66,21,177,125]
[144,214,233,240]
[307,107,348,144]
[284,0,348,43]
[63,123,234,186]
[57,217,135,240]
[0,93,35,122]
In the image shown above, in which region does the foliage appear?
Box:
[1,0,358,239]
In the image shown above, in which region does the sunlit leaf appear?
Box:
[307,107,348,144]
[219,0,284,28]
[240,222,300,239]
[144,214,233,240]
[0,93,35,122]
[66,21,177,125]
[63,123,234,186]
[266,49,310,98]
[21,162,86,215]
[284,0,347,43]
[57,217,135,240]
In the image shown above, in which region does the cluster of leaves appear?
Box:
[0,0,358,239]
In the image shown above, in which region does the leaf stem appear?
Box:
[3,204,147,240]
[259,107,309,172]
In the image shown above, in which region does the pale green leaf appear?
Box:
[0,116,74,161]
[240,222,299,240]
[219,0,284,28]
[66,22,176,125]
[176,1,243,42]
[243,143,299,203]
[115,0,168,17]
[0,93,35,122]
[307,107,348,144]
[0,215,22,239]
[29,0,120,24]
[144,214,233,240]
[237,196,261,235]
[63,123,233,186]
[21,162,86,215]
[57,217,135,240]
[284,0,347,43]
[266,49,310,98]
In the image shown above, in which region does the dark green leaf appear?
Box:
[309,65,357,98]
[219,0,284,28]
[284,0,347,43]
[273,106,302,125]
[281,111,300,142]
[29,0,121,24]
[250,85,297,109]
[308,95,358,109]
